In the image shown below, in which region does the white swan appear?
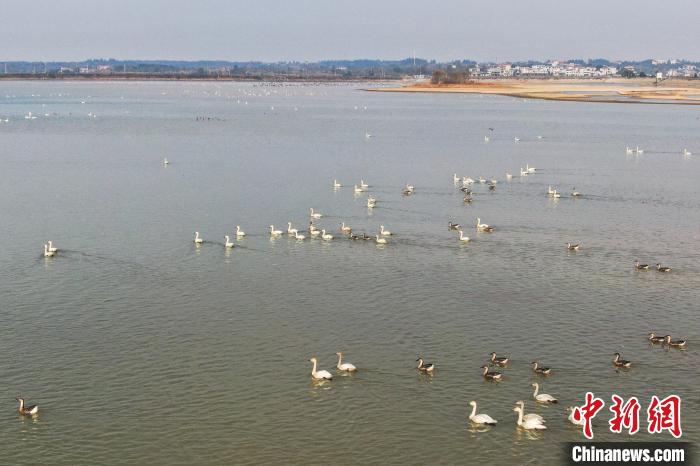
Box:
[354,185,364,193]
[567,407,585,426]
[459,231,470,242]
[341,222,352,233]
[626,146,633,154]
[469,401,497,425]
[43,244,55,257]
[453,173,460,183]
[367,197,376,208]
[380,225,392,236]
[294,231,306,240]
[520,168,528,177]
[194,231,203,244]
[476,218,493,231]
[287,222,298,235]
[506,172,513,180]
[515,401,546,424]
[269,225,283,236]
[547,185,555,195]
[514,405,547,430]
[532,383,558,403]
[309,357,333,380]
[47,240,58,253]
[375,235,387,244]
[236,226,246,237]
[484,135,490,142]
[682,148,692,156]
[463,177,474,184]
[514,137,520,142]
[309,208,322,219]
[333,179,342,188]
[526,164,536,173]
[163,157,170,165]
[321,230,333,240]
[335,352,357,372]
[224,235,235,248]
[551,189,561,198]
[360,179,369,189]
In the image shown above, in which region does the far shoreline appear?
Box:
[367,78,700,105]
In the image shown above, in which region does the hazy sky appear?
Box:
[2,0,699,62]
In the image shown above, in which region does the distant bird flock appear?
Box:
[30,133,686,430]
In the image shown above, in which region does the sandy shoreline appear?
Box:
[369,78,700,105]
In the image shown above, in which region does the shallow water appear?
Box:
[1,81,699,464]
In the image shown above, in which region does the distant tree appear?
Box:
[432,67,470,84]
[431,69,447,84]
[620,68,635,78]
[639,71,647,78]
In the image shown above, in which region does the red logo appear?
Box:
[647,395,682,438]
[609,395,640,435]
[572,392,605,439]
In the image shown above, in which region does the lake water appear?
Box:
[1,81,698,464]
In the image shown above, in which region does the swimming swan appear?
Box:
[459,231,471,242]
[309,357,333,380]
[515,400,545,423]
[270,225,283,236]
[321,230,334,240]
[532,383,558,403]
[236,226,246,237]
[309,208,323,219]
[476,218,494,232]
[469,401,497,425]
[514,405,546,429]
[335,352,357,372]
[194,231,203,244]
[47,240,58,253]
[224,235,235,248]
[43,244,55,257]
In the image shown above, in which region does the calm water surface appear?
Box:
[1,81,699,464]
